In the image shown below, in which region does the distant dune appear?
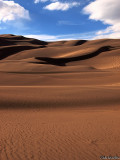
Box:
[0,34,120,73]
[0,34,120,160]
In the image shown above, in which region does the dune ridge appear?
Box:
[0,34,120,72]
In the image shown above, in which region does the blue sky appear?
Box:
[0,0,120,41]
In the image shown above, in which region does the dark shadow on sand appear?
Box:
[35,46,113,66]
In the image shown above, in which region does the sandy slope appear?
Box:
[0,35,120,160]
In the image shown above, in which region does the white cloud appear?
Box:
[34,0,48,4]
[44,1,80,11]
[83,0,120,39]
[25,34,58,41]
[0,0,30,22]
[25,31,96,41]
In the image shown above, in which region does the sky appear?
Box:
[0,0,120,41]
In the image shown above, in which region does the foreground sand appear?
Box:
[0,85,120,160]
[0,106,120,160]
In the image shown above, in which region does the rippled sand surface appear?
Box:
[0,108,120,160]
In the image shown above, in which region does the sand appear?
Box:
[0,34,120,160]
[0,108,120,160]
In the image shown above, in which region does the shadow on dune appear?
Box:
[0,34,48,45]
[0,35,48,60]
[0,45,46,60]
[0,38,13,46]
[72,40,87,46]
[48,40,87,47]
[35,46,113,66]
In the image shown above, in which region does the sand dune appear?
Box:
[0,34,120,160]
[0,34,120,72]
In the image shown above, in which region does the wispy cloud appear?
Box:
[25,34,57,41]
[0,0,30,22]
[58,20,83,26]
[34,0,48,4]
[25,31,97,41]
[44,1,80,11]
[83,0,120,39]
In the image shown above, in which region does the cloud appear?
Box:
[25,31,96,41]
[0,0,30,22]
[58,20,83,26]
[83,0,120,39]
[34,0,48,4]
[25,34,58,41]
[44,1,80,11]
